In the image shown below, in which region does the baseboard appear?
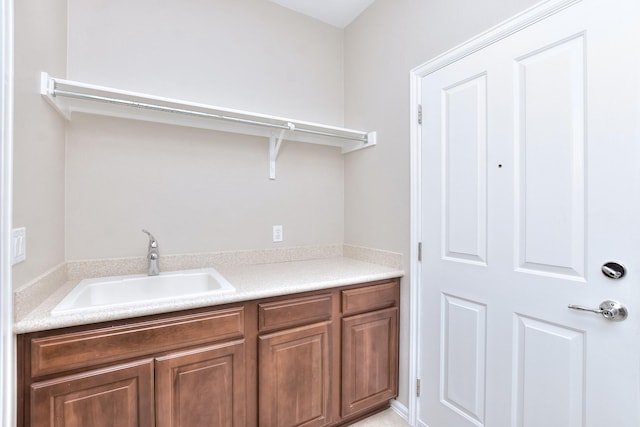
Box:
[390,400,410,423]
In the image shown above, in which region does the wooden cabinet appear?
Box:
[341,308,398,417]
[257,293,333,427]
[156,340,246,427]
[255,281,400,426]
[19,306,245,427]
[30,359,154,427]
[259,322,332,427]
[18,278,400,427]
[340,281,400,418]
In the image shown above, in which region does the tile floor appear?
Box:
[350,408,411,426]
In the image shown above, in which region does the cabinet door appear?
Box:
[30,359,154,427]
[342,307,398,417]
[155,340,246,427]
[259,322,331,427]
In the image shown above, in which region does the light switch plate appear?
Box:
[12,227,26,265]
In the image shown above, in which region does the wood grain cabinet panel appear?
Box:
[341,307,399,417]
[30,359,154,427]
[341,280,399,316]
[258,294,332,332]
[31,307,244,377]
[155,340,246,427]
[259,322,332,427]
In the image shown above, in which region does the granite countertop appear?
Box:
[14,246,404,334]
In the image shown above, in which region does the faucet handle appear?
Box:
[141,229,158,248]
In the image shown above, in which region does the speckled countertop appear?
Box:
[14,245,403,334]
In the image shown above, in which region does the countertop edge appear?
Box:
[14,258,404,334]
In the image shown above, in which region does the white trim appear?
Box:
[407,69,422,427]
[390,399,410,422]
[412,0,581,78]
[408,0,582,425]
[0,0,14,426]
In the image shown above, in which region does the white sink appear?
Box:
[52,268,235,316]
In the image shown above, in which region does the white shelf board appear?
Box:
[40,72,376,154]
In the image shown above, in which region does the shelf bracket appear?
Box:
[269,122,294,179]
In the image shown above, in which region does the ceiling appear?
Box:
[268,0,376,28]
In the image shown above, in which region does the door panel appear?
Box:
[515,35,586,277]
[342,307,399,417]
[442,74,488,265]
[440,295,486,424]
[30,359,154,427]
[259,322,331,427]
[513,316,585,427]
[155,340,246,427]
[418,1,640,426]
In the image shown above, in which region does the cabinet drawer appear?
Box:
[258,294,332,332]
[30,306,244,378]
[342,280,399,316]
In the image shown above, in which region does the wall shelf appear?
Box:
[40,73,376,179]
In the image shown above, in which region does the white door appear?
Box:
[416,1,640,426]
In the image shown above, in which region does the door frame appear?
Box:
[0,0,14,425]
[408,0,581,425]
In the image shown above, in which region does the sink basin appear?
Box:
[52,268,235,316]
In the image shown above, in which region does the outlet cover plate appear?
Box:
[272,225,283,242]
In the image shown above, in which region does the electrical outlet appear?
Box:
[12,227,26,265]
[272,225,283,242]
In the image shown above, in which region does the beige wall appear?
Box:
[67,0,344,125]
[65,0,345,260]
[66,115,344,259]
[12,0,67,287]
[343,0,539,408]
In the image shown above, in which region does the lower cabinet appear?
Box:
[258,322,332,427]
[341,307,399,417]
[18,278,400,427]
[339,280,400,421]
[19,306,246,427]
[28,342,246,427]
[156,340,246,427]
[30,359,155,427]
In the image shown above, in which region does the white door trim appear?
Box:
[0,0,15,425]
[408,1,582,425]
[407,62,422,427]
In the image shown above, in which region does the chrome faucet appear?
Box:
[142,229,160,276]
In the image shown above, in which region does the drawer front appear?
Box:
[258,294,332,332]
[342,280,399,316]
[30,306,244,378]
